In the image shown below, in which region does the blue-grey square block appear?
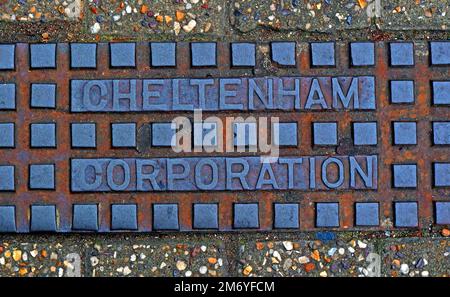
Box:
[191,42,216,67]
[313,122,338,146]
[0,123,14,148]
[193,204,218,229]
[0,206,16,232]
[435,202,450,225]
[71,43,97,68]
[153,204,179,230]
[271,42,296,66]
[432,81,450,105]
[152,123,176,147]
[434,163,450,187]
[111,204,137,230]
[31,83,56,108]
[30,44,56,69]
[0,44,15,70]
[390,42,414,66]
[311,42,335,66]
[30,123,56,148]
[430,42,450,65]
[29,164,55,190]
[231,43,256,67]
[316,203,339,227]
[273,122,298,146]
[150,42,176,67]
[0,83,15,110]
[111,123,136,147]
[274,203,299,229]
[355,203,379,226]
[394,202,418,227]
[31,205,57,232]
[393,164,417,188]
[71,123,96,148]
[390,81,415,104]
[110,43,136,67]
[393,122,417,145]
[350,42,375,66]
[72,204,98,231]
[0,165,14,191]
[433,122,450,145]
[234,203,259,229]
[353,122,377,146]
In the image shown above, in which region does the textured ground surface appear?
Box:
[0,0,449,277]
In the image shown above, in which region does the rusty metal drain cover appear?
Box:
[0,41,449,232]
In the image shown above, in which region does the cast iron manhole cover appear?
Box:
[0,41,449,232]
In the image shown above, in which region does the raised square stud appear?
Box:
[150,42,176,67]
[30,123,56,148]
[72,204,98,231]
[193,204,218,229]
[233,122,257,147]
[110,43,136,67]
[434,163,450,187]
[233,203,259,229]
[313,122,338,146]
[70,43,97,68]
[316,202,339,227]
[152,123,176,147]
[353,122,377,146]
[393,164,417,188]
[231,43,256,67]
[350,42,375,66]
[355,203,379,226]
[433,122,450,145]
[271,42,296,66]
[29,164,55,190]
[0,123,14,148]
[111,204,137,230]
[111,123,136,148]
[0,206,16,232]
[31,84,56,108]
[311,42,335,66]
[153,204,179,230]
[393,122,417,145]
[0,44,15,70]
[430,41,450,65]
[0,83,15,110]
[274,203,299,229]
[30,205,57,232]
[0,165,14,191]
[194,122,218,148]
[432,81,450,105]
[390,81,415,104]
[394,202,418,227]
[435,202,450,225]
[71,123,96,148]
[273,122,298,146]
[389,42,414,66]
[30,44,56,69]
[191,42,216,67]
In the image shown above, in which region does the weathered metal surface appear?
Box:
[0,41,448,232]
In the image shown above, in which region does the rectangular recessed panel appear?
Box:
[0,41,448,232]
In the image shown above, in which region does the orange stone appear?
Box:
[304,262,315,273]
[140,5,149,14]
[311,250,320,261]
[442,228,450,237]
[357,0,367,9]
[208,257,217,264]
[155,15,164,23]
[175,10,185,22]
[255,242,264,250]
[18,268,27,276]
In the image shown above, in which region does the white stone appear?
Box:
[201,245,207,252]
[182,19,197,33]
[348,247,355,254]
[30,250,38,258]
[90,256,99,267]
[160,262,167,269]
[400,263,410,275]
[113,15,121,21]
[328,248,337,256]
[126,5,132,14]
[338,248,345,255]
[176,260,187,271]
[421,271,429,277]
[185,271,192,277]
[282,241,293,251]
[273,251,282,262]
[90,22,101,34]
[319,271,328,277]
[357,240,367,249]
[130,254,137,262]
[0,257,4,265]
[298,256,309,264]
[199,266,207,274]
[123,266,131,276]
